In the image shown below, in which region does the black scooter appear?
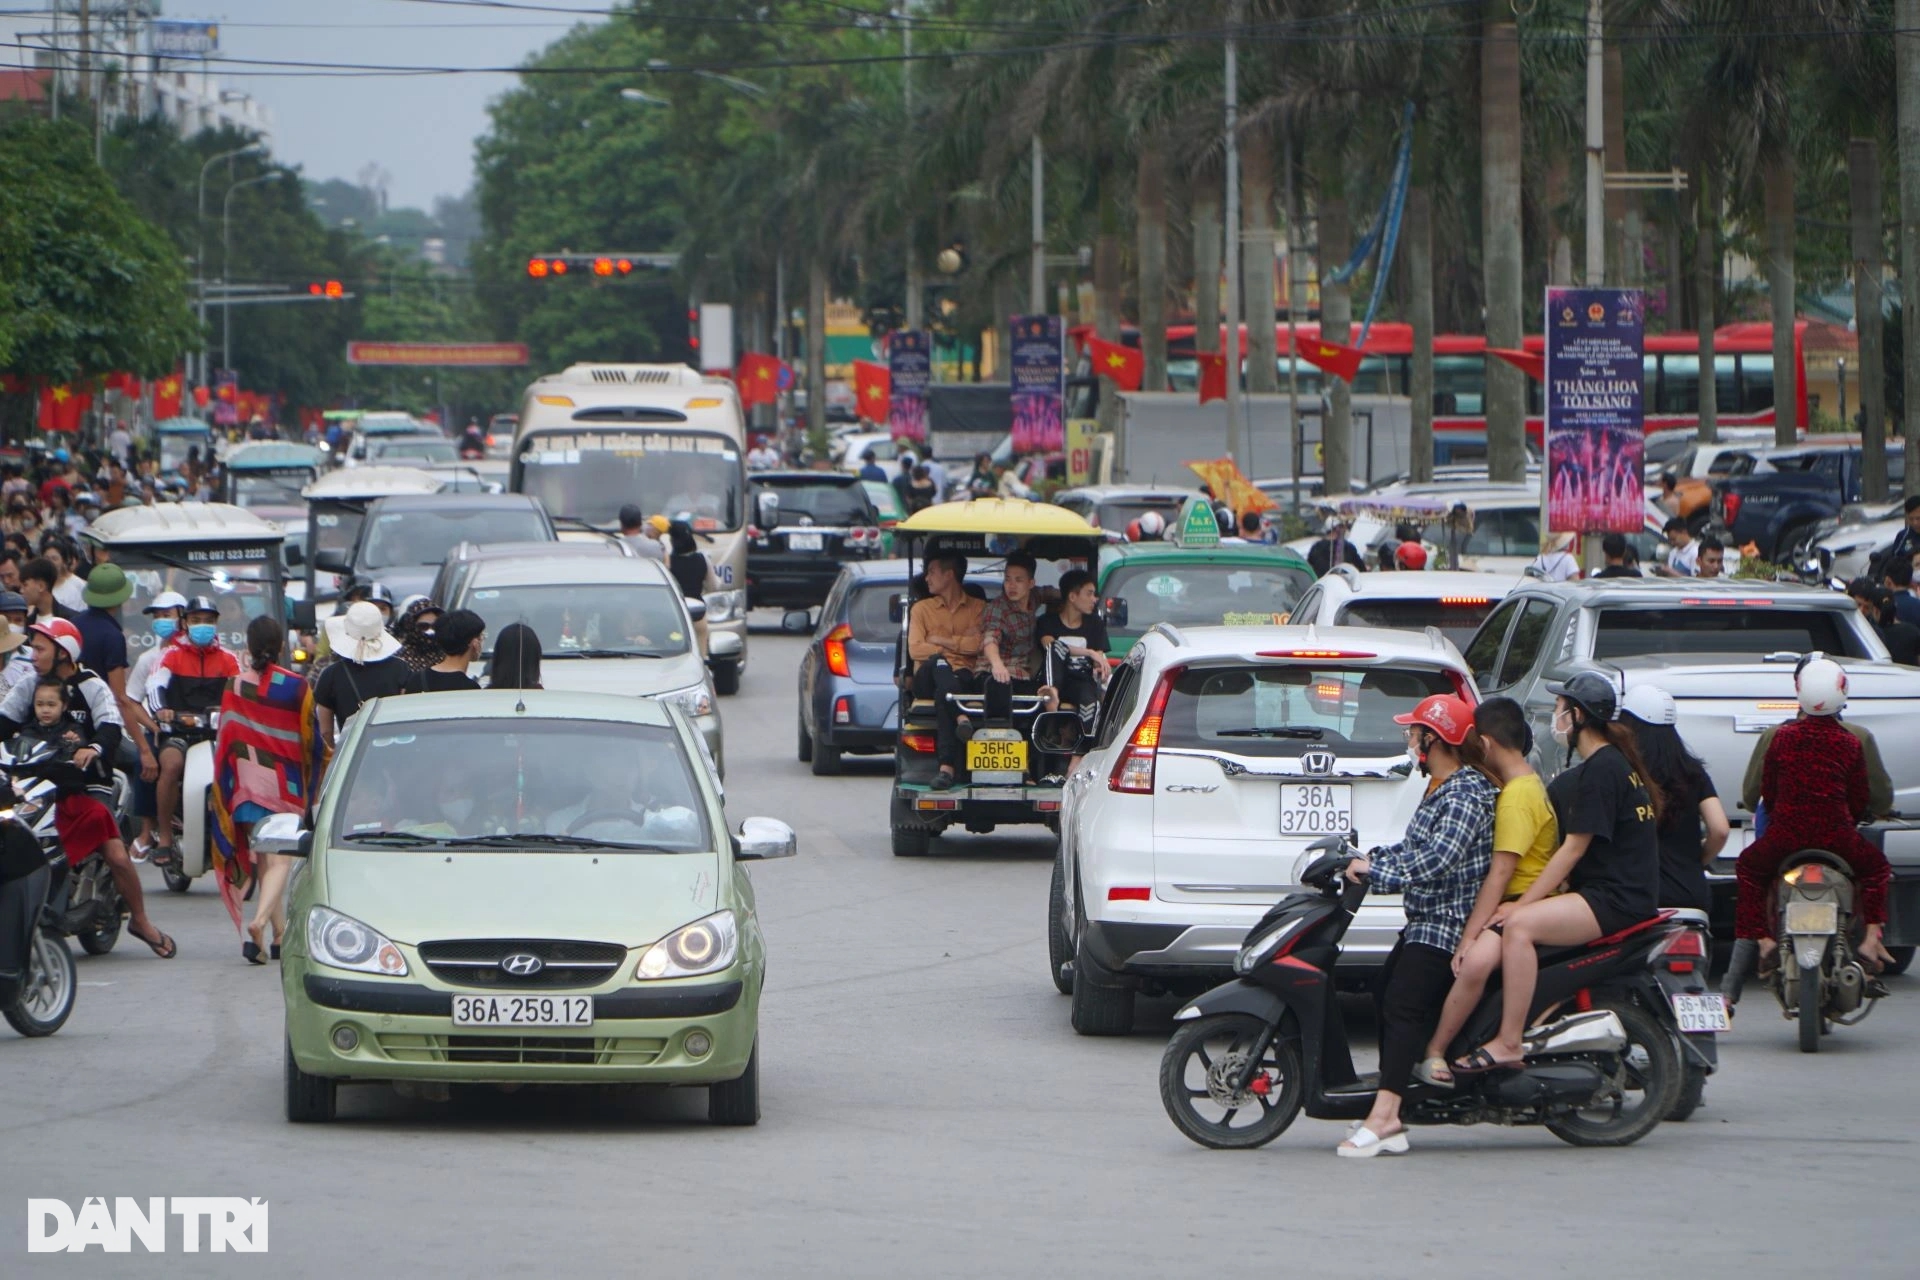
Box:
[0,772,77,1038]
[1160,838,1688,1150]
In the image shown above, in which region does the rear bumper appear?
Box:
[808,674,898,747]
[1086,906,1402,977]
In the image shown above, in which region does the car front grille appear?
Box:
[417,938,627,989]
[374,1033,665,1067]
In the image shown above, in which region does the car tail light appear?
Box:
[833,695,852,725]
[1438,596,1488,606]
[1109,667,1178,794]
[823,623,853,677]
[1256,649,1376,660]
[902,732,936,754]
[1721,491,1741,524]
[1108,886,1150,901]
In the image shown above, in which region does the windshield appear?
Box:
[1336,598,1500,651]
[1103,560,1312,640]
[751,480,875,526]
[373,438,458,464]
[310,504,365,576]
[110,549,282,655]
[1160,663,1456,758]
[158,433,208,472]
[1592,606,1869,660]
[468,583,690,658]
[231,470,315,510]
[333,718,711,851]
[360,506,548,570]
[1094,498,1187,533]
[517,429,743,531]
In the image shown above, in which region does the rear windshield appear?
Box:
[1336,598,1499,651]
[1093,499,1186,533]
[847,584,903,644]
[1592,607,1868,661]
[753,481,874,526]
[1104,561,1312,640]
[360,507,549,570]
[1158,663,1456,758]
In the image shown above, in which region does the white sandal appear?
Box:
[1336,1125,1410,1158]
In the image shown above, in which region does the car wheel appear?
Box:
[1047,857,1073,995]
[1070,934,1134,1036]
[284,1037,337,1123]
[797,715,814,763]
[889,795,933,857]
[712,661,741,697]
[708,1039,760,1126]
[810,741,842,776]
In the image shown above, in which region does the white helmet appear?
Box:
[1796,657,1848,717]
[1620,684,1676,726]
[1134,510,1166,540]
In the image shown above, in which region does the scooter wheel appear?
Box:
[4,929,75,1037]
[1159,1013,1302,1149]
[1544,998,1680,1147]
[161,864,193,895]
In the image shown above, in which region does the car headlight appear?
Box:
[703,590,744,624]
[1233,917,1305,975]
[307,905,409,976]
[634,910,738,980]
[662,682,714,718]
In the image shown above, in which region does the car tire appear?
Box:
[1070,935,1134,1036]
[1884,946,1914,976]
[284,1037,337,1124]
[797,716,814,763]
[713,662,741,697]
[708,1039,760,1126]
[810,742,842,776]
[889,795,933,857]
[1047,857,1073,995]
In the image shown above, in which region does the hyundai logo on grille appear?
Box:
[500,953,545,976]
[1301,750,1336,775]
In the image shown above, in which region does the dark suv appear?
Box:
[746,471,884,611]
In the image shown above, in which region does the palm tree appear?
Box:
[1481,2,1526,483]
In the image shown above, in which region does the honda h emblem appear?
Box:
[500,953,544,976]
[1301,750,1336,776]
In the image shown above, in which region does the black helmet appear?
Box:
[1546,671,1618,725]
[182,595,220,619]
[363,581,396,607]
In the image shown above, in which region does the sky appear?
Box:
[197,0,587,209]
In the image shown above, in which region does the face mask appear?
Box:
[1550,709,1573,750]
[187,623,218,647]
[441,797,474,824]
[150,618,177,641]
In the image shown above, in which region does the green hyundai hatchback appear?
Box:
[274,690,794,1125]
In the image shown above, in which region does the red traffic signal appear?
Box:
[528,254,643,279]
[526,258,549,278]
[306,280,344,298]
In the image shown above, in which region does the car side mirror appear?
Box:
[1103,597,1129,628]
[888,593,907,624]
[1032,711,1084,755]
[312,547,350,574]
[284,543,304,568]
[782,609,812,633]
[734,815,797,861]
[253,811,311,858]
[291,599,316,633]
[684,597,708,622]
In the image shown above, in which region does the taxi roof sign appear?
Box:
[1169,496,1220,549]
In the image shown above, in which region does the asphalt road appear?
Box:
[4,630,1916,1278]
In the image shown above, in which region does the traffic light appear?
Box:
[306,280,344,298]
[526,255,636,279]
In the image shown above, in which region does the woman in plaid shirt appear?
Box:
[1336,693,1496,1158]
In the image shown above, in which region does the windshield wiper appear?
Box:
[552,648,651,659]
[342,830,448,846]
[1214,726,1326,739]
[445,832,681,852]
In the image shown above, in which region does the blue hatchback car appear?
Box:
[797,560,915,775]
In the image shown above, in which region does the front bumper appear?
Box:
[286,967,758,1084]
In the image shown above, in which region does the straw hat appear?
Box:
[324,601,403,664]
[1541,530,1576,555]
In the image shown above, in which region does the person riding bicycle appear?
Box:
[1723,657,1896,1002]
[144,597,240,871]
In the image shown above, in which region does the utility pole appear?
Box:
[1902,0,1920,495]
[1584,0,1604,287]
[901,6,923,334]
[1030,136,1045,313]
[1223,0,1246,470]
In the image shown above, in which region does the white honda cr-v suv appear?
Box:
[1053,622,1478,1035]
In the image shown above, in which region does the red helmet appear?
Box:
[29,617,82,664]
[1394,541,1428,570]
[1393,693,1475,745]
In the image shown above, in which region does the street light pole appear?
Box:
[1223,0,1246,470]
[1030,136,1045,313]
[1584,0,1605,286]
[196,142,264,387]
[221,173,277,375]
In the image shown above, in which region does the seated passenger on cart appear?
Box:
[906,553,985,792]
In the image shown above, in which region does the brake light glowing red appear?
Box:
[1721,492,1741,523]
[1257,649,1376,660]
[1654,928,1707,959]
[1438,596,1488,606]
[823,623,853,677]
[902,732,936,754]
[1107,886,1151,902]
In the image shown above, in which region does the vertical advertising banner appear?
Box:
[212,369,239,428]
[1064,418,1096,486]
[1545,287,1645,533]
[1009,314,1064,454]
[887,329,931,444]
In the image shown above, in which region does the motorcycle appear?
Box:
[0,765,77,1037]
[1761,847,1885,1053]
[153,708,219,895]
[1647,907,1723,1121]
[1159,837,1688,1150]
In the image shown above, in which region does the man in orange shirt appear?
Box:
[908,553,986,790]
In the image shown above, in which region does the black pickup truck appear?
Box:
[1711,443,1906,562]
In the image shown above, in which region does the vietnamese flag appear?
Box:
[152,370,184,419]
[1197,352,1229,405]
[105,372,142,398]
[1487,347,1545,383]
[852,359,890,423]
[736,352,790,408]
[1087,335,1143,392]
[1296,335,1366,383]
[39,384,88,433]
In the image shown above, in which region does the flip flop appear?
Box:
[1336,1125,1410,1158]
[1450,1047,1520,1077]
[148,846,180,871]
[1413,1055,1455,1088]
[130,923,177,960]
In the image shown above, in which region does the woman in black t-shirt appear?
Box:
[1455,673,1663,1075]
[1620,686,1729,912]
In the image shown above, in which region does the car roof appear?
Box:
[467,554,674,589]
[366,492,545,514]
[1318,569,1524,599]
[225,442,324,469]
[1510,577,1854,607]
[363,688,675,728]
[302,466,445,499]
[83,501,281,545]
[448,540,619,565]
[752,470,863,486]
[1101,541,1312,569]
[1134,622,1467,666]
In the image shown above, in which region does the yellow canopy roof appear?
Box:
[894,497,1100,538]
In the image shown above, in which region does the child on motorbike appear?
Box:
[1336,693,1496,1157]
[1723,657,1895,1000]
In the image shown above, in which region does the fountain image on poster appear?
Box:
[1545,288,1645,535]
